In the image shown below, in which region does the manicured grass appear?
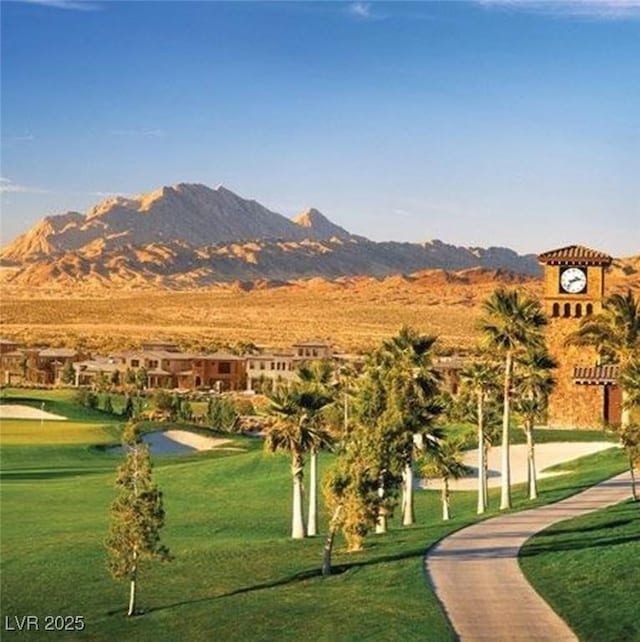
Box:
[0,432,628,642]
[520,499,640,642]
[0,388,123,423]
[0,419,120,445]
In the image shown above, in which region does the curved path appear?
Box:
[425,471,633,641]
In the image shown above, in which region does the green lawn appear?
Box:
[520,499,640,642]
[0,390,632,641]
[0,419,120,445]
[0,388,125,423]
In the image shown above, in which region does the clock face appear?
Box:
[560,267,587,294]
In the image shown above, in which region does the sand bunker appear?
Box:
[0,404,67,421]
[163,430,233,451]
[422,441,618,491]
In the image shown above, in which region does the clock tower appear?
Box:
[537,245,612,319]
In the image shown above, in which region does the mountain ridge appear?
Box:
[1,182,550,288]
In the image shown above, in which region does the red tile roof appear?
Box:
[573,364,619,384]
[538,245,613,265]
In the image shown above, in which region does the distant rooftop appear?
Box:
[538,245,612,266]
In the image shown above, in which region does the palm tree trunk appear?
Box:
[630,455,638,501]
[621,389,632,431]
[477,392,487,514]
[483,439,490,507]
[291,452,306,539]
[526,421,538,500]
[500,351,513,510]
[442,475,451,521]
[402,460,415,526]
[322,505,343,576]
[127,554,137,616]
[308,449,318,537]
[375,482,387,534]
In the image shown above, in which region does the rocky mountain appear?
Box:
[1,183,347,264]
[292,208,352,240]
[0,183,543,288]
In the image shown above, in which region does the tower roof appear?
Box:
[538,245,612,266]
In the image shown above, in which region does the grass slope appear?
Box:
[0,391,631,641]
[520,499,639,642]
[1,449,628,640]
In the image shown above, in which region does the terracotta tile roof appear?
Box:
[538,245,613,265]
[573,364,619,384]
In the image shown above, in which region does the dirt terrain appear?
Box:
[1,259,636,354]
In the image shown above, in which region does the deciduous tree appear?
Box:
[106,424,171,616]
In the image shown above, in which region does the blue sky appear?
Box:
[1,0,638,256]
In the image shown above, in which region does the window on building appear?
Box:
[260,362,265,370]
[586,303,593,316]
[148,360,158,369]
[218,361,232,375]
[575,303,582,318]
[552,303,560,318]
[563,303,571,318]
[131,359,139,367]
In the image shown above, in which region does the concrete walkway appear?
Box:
[425,471,633,641]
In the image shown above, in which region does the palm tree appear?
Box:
[264,386,321,539]
[479,288,547,510]
[514,348,557,500]
[378,327,442,526]
[296,362,335,536]
[567,289,640,431]
[618,358,640,500]
[460,360,501,513]
[421,437,467,521]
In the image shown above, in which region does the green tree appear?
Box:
[459,359,502,514]
[479,288,547,509]
[567,289,640,431]
[514,348,557,500]
[61,361,76,385]
[125,368,137,387]
[323,419,390,565]
[103,394,114,415]
[421,436,467,521]
[263,387,325,539]
[123,394,135,419]
[135,367,148,391]
[110,370,121,387]
[94,370,109,392]
[106,424,172,616]
[297,360,336,536]
[619,358,640,499]
[207,396,238,430]
[373,327,443,526]
[153,390,174,414]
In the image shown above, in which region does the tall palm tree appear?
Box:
[567,289,640,431]
[264,386,322,539]
[618,358,640,500]
[514,348,557,500]
[460,360,501,514]
[297,362,336,536]
[379,327,442,526]
[421,436,467,521]
[479,288,547,510]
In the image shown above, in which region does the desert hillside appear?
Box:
[1,260,636,354]
[0,182,541,287]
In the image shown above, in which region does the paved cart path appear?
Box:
[425,471,633,641]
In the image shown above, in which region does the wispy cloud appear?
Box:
[20,0,102,10]
[0,177,49,195]
[2,132,35,143]
[347,2,386,21]
[477,0,640,20]
[109,128,165,138]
